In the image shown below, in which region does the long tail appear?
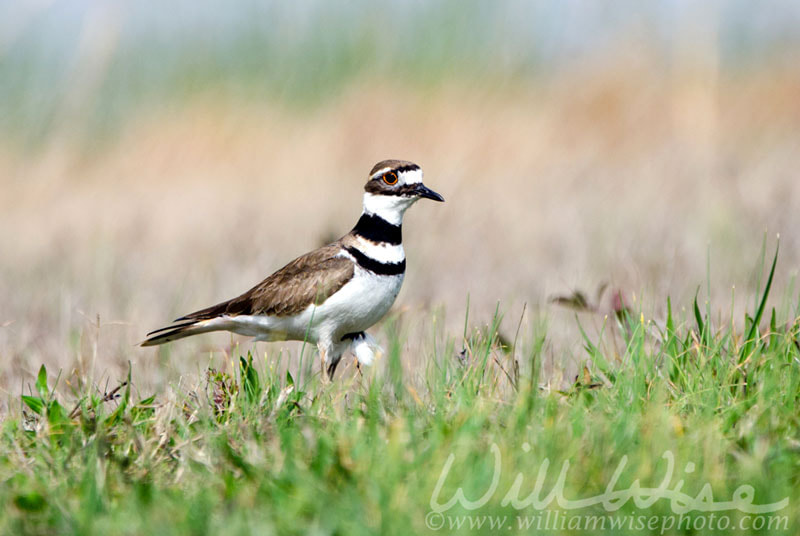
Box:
[141,296,243,347]
[140,318,224,347]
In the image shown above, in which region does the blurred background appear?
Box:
[1,0,799,401]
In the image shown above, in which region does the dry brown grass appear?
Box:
[2,63,799,406]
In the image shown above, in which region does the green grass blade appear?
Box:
[35,365,48,400]
[740,242,779,363]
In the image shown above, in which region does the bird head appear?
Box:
[362,160,444,224]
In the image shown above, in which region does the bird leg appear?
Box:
[322,339,349,381]
[318,345,330,384]
[326,359,340,380]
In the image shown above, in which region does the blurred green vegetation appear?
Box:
[2,1,800,151]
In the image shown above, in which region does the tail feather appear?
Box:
[144,319,196,336]
[140,319,222,347]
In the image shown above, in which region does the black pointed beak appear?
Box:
[415,184,445,202]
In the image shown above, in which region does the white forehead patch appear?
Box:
[398,168,423,186]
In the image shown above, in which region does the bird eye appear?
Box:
[383,172,398,185]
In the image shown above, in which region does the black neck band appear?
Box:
[344,246,406,276]
[352,213,402,245]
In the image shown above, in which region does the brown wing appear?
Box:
[177,243,354,320]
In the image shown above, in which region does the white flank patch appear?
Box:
[362,193,417,225]
[354,236,405,264]
[352,333,382,366]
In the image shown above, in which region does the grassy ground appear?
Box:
[2,248,798,535]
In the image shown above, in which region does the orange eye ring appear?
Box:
[383,172,398,185]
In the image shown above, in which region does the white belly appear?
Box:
[219,269,404,343]
[310,269,404,340]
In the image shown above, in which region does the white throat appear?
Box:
[362,193,416,226]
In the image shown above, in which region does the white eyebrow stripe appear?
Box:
[370,167,393,179]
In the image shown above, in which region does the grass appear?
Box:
[1,249,798,535]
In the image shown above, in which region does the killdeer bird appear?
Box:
[142,160,444,379]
